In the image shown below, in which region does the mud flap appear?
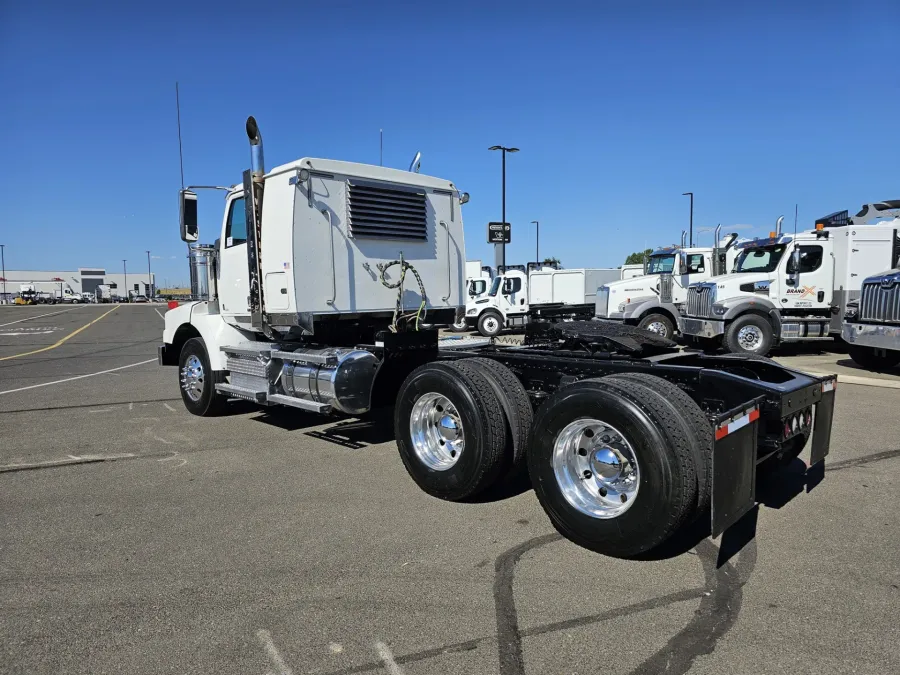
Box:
[711,401,762,538]
[810,378,836,467]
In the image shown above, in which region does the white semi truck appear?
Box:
[595,227,743,339]
[465,265,623,337]
[158,117,837,557]
[842,267,900,370]
[448,260,494,331]
[679,202,900,355]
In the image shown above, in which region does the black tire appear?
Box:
[723,314,774,356]
[460,358,533,468]
[527,378,698,558]
[603,373,712,515]
[848,345,900,371]
[394,362,508,501]
[477,310,504,338]
[178,337,228,416]
[448,318,469,332]
[637,313,675,339]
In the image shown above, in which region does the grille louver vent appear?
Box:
[348,180,428,241]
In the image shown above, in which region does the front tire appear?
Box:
[477,311,504,338]
[637,313,675,339]
[723,314,774,356]
[527,378,698,558]
[178,338,228,416]
[449,315,469,332]
[848,345,900,371]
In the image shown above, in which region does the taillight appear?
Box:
[784,421,792,438]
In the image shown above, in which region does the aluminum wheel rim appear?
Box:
[552,418,640,518]
[409,393,464,471]
[453,318,468,330]
[646,320,668,337]
[737,325,763,351]
[181,355,205,402]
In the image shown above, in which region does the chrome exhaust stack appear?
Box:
[246,116,265,182]
[775,215,784,237]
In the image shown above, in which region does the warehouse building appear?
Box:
[0,268,155,303]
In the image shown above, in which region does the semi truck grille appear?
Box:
[347,180,428,241]
[686,284,715,318]
[659,274,673,304]
[859,278,900,323]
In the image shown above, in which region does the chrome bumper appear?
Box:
[679,317,725,338]
[842,322,900,351]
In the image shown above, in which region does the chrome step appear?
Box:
[215,382,269,403]
[266,393,332,413]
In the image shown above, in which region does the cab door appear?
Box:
[781,241,833,311]
[218,194,251,322]
[674,252,709,302]
[499,273,527,317]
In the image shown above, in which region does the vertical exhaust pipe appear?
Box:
[714,224,722,248]
[246,116,265,181]
[775,215,784,237]
[681,230,687,247]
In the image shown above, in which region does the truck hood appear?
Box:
[604,278,659,297]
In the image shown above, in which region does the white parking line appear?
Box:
[155,308,165,320]
[256,630,294,675]
[0,307,79,327]
[375,642,405,675]
[0,358,157,396]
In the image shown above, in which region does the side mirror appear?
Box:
[790,248,801,276]
[179,189,199,242]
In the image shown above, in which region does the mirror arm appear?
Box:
[185,185,234,192]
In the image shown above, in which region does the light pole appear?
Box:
[682,192,694,246]
[531,220,539,265]
[146,250,152,298]
[123,259,128,302]
[0,244,6,304]
[489,145,519,269]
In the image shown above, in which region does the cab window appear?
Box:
[684,254,705,274]
[225,197,247,247]
[469,279,487,296]
[735,245,787,273]
[786,245,823,274]
[647,255,675,274]
[503,277,522,294]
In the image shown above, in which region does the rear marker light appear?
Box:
[822,379,836,393]
[784,422,792,438]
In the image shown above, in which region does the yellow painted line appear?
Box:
[0,306,119,361]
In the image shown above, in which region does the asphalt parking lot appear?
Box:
[1,305,899,675]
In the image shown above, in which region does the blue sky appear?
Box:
[1,1,897,286]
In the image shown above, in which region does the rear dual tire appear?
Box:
[528,375,707,558]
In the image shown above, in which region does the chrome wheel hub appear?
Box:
[181,355,205,402]
[552,418,640,518]
[737,325,763,351]
[646,321,668,337]
[410,393,465,471]
[484,317,498,332]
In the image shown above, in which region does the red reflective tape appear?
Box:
[715,407,760,441]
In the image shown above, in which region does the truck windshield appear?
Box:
[647,255,675,274]
[734,245,787,273]
[488,276,502,297]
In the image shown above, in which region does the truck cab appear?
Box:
[595,231,741,339]
[680,202,900,355]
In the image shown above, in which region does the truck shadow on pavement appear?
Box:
[252,408,396,450]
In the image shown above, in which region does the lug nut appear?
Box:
[601,435,610,443]
[583,470,592,479]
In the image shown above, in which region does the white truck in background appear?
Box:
[449,260,494,331]
[466,265,622,336]
[680,201,900,355]
[595,227,743,339]
[842,266,900,370]
[620,264,646,280]
[96,285,113,303]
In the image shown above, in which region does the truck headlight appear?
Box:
[618,302,627,312]
[467,308,477,315]
[712,304,727,316]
